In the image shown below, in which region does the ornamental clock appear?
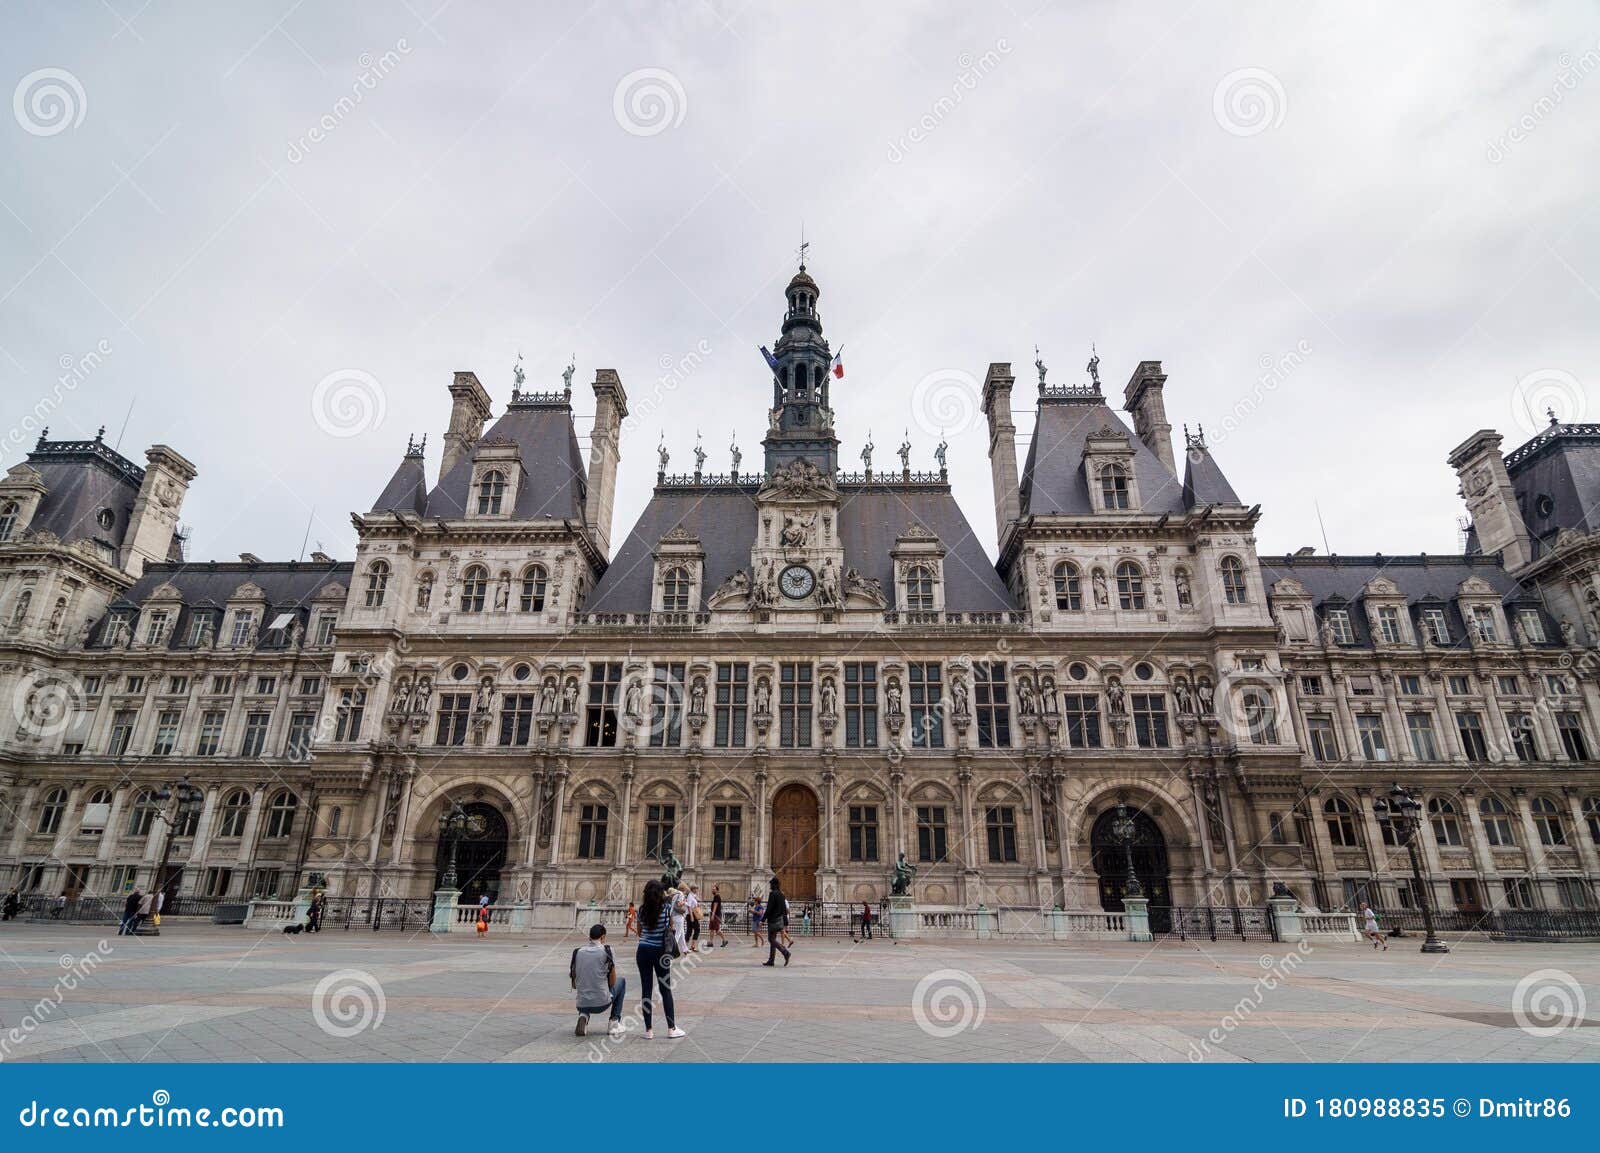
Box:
[779,564,816,600]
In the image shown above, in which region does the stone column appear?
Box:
[820,767,837,871]
[97,786,128,864]
[186,786,219,868]
[1511,790,1558,905]
[388,768,415,866]
[366,767,391,866]
[617,765,635,868]
[889,768,906,859]
[1429,674,1466,761]
[1461,788,1501,909]
[1379,676,1410,762]
[235,784,267,867]
[1305,792,1340,906]
[48,780,85,865]
[1566,790,1600,878]
[7,781,40,857]
[685,758,702,868]
[546,769,569,867]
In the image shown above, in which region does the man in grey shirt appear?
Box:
[570,923,626,1038]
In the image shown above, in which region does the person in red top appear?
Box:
[624,902,637,938]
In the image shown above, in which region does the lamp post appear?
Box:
[1111,801,1143,899]
[153,776,205,915]
[1372,783,1449,954]
[437,800,468,892]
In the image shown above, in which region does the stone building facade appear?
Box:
[2,266,1598,921]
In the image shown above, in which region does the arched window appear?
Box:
[364,560,389,608]
[476,469,506,515]
[127,789,160,837]
[459,565,488,613]
[661,566,691,612]
[1323,797,1360,847]
[905,565,936,611]
[0,500,17,542]
[1241,687,1277,744]
[1585,796,1600,845]
[265,790,298,838]
[1115,561,1144,610]
[1220,556,1248,604]
[1100,463,1130,510]
[217,789,251,838]
[520,564,549,612]
[1427,797,1463,846]
[1479,795,1516,846]
[1053,561,1081,610]
[36,787,67,835]
[1531,795,1567,846]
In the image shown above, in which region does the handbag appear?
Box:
[662,907,681,958]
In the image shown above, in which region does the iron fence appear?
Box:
[316,896,436,931]
[1370,906,1600,939]
[1161,905,1279,942]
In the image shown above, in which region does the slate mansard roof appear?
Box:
[587,482,1014,614]
[93,559,352,649]
[1501,420,1600,556]
[17,434,181,560]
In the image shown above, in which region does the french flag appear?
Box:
[828,347,844,380]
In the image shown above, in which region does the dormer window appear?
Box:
[904,565,936,611]
[1220,556,1248,604]
[1053,561,1082,610]
[1516,608,1546,643]
[520,564,549,612]
[364,560,389,608]
[144,610,171,646]
[1421,607,1449,644]
[0,501,17,542]
[476,469,506,515]
[1100,464,1130,510]
[1470,605,1498,643]
[1375,606,1403,644]
[662,566,692,612]
[1325,608,1353,644]
[460,565,489,613]
[1115,561,1145,610]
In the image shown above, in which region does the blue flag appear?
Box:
[760,345,779,374]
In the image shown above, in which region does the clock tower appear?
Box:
[761,261,839,477]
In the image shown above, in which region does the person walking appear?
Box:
[860,899,873,940]
[307,893,324,933]
[634,880,685,1040]
[749,895,766,949]
[1361,902,1388,950]
[119,888,143,936]
[685,885,702,952]
[2,886,19,922]
[570,922,626,1039]
[708,884,727,948]
[134,889,155,935]
[668,886,690,957]
[762,877,791,967]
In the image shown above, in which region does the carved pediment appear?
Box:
[1457,576,1495,596]
[1364,576,1400,597]
[759,458,836,501]
[1271,576,1308,597]
[148,581,184,602]
[660,526,696,544]
[229,581,266,602]
[314,581,347,603]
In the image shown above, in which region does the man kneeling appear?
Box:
[570,923,626,1039]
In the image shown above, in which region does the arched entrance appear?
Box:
[433,801,509,905]
[1090,805,1172,933]
[770,784,820,900]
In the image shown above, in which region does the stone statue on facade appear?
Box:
[885,677,903,716]
[1092,569,1110,608]
[951,675,970,718]
[781,509,815,548]
[935,437,948,472]
[561,676,579,714]
[623,676,644,723]
[693,432,707,474]
[390,675,412,715]
[412,675,434,716]
[820,675,838,718]
[754,676,772,716]
[1086,345,1100,387]
[475,675,494,714]
[1560,618,1578,648]
[690,675,707,717]
[729,434,741,474]
[897,432,911,472]
[562,359,575,393]
[1197,676,1215,715]
[817,557,840,607]
[494,578,510,612]
[1105,675,1127,715]
[1016,675,1037,716]
[890,851,915,897]
[1174,568,1192,607]
[657,435,670,475]
[860,434,874,472]
[1174,676,1195,715]
[1034,345,1047,388]
[539,677,558,716]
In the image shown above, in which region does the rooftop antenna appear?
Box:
[1313,498,1332,555]
[798,222,809,271]
[113,396,136,451]
[297,506,315,562]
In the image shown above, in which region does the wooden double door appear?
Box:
[770,784,820,900]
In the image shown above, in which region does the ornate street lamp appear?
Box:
[154,776,205,912]
[1372,783,1449,954]
[1111,800,1143,899]
[437,800,468,891]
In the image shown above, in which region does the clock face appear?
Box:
[779,564,816,600]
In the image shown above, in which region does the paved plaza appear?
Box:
[0,922,1596,1063]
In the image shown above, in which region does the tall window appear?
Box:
[476,469,506,515]
[1131,693,1169,748]
[1421,607,1449,644]
[1516,608,1546,643]
[1470,606,1498,643]
[1062,694,1101,749]
[265,790,298,838]
[519,565,548,612]
[644,804,676,860]
[576,804,608,860]
[849,805,879,862]
[1355,714,1389,761]
[843,662,877,748]
[229,610,256,646]
[1531,796,1567,845]
[1479,795,1516,846]
[1375,606,1403,644]
[661,567,692,612]
[1306,715,1339,761]
[1428,797,1464,846]
[1557,712,1591,761]
[0,500,17,541]
[904,565,935,611]
[649,663,686,748]
[334,688,365,742]
[1323,797,1360,848]
[711,805,742,861]
[217,790,250,838]
[285,711,316,759]
[585,662,622,747]
[1506,712,1538,761]
[127,790,160,837]
[1115,561,1144,609]
[908,663,944,748]
[239,711,271,757]
[108,709,138,757]
[432,693,469,746]
[1240,688,1276,744]
[1220,556,1248,604]
[1406,713,1439,761]
[1100,463,1129,509]
[1583,796,1600,844]
[779,663,813,748]
[1324,608,1354,644]
[1053,561,1082,610]
[498,694,537,746]
[1455,711,1488,762]
[459,565,488,612]
[364,561,389,608]
[973,661,1010,749]
[713,663,748,748]
[36,788,67,835]
[985,806,1018,863]
[916,805,948,863]
[151,709,181,756]
[144,610,171,646]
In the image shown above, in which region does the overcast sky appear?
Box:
[3,2,1597,567]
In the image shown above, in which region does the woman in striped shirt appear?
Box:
[634,880,685,1039]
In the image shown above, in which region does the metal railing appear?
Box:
[1161,905,1278,942]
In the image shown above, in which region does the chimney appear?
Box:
[440,371,492,477]
[120,445,196,578]
[982,362,1021,544]
[1448,430,1533,571]
[584,368,629,560]
[1123,360,1175,474]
